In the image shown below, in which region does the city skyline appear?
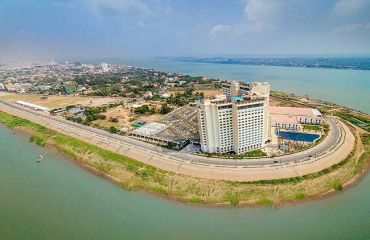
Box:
[1,0,370,62]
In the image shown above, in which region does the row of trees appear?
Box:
[165,88,204,106]
[133,104,173,115]
[65,106,107,125]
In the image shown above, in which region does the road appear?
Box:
[0,99,355,181]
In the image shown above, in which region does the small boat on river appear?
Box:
[37,155,44,163]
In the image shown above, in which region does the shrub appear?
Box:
[331,179,343,191]
[110,117,119,123]
[109,126,119,134]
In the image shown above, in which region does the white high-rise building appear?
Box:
[198,95,268,154]
[222,81,251,97]
[100,63,110,73]
[222,81,270,99]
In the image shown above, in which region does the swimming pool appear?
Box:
[277,131,320,142]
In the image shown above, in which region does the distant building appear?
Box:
[5,83,23,93]
[222,81,251,97]
[63,82,77,94]
[35,85,52,91]
[222,81,270,99]
[100,63,110,73]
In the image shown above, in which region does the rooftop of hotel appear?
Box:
[269,106,322,117]
[270,114,299,124]
[204,95,266,105]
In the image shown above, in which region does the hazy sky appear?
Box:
[1,0,370,62]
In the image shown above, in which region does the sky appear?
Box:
[1,0,370,62]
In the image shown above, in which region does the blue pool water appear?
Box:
[278,131,320,142]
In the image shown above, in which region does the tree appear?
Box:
[149,106,157,114]
[134,105,150,114]
[159,104,173,114]
[109,126,119,134]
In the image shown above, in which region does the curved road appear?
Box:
[0,99,354,181]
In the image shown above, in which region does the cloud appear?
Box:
[54,1,76,10]
[244,0,288,27]
[209,24,232,36]
[333,23,370,33]
[87,0,170,22]
[208,0,292,39]
[334,0,370,15]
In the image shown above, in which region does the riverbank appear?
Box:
[1,110,369,207]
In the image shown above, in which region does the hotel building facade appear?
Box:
[198,81,270,154]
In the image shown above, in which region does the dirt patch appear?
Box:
[196,89,223,98]
[0,93,124,109]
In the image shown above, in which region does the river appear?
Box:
[1,124,370,239]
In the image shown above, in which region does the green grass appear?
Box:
[205,149,267,159]
[303,124,321,131]
[330,179,343,191]
[239,149,267,158]
[0,111,53,147]
[271,91,299,101]
[293,192,306,200]
[189,197,205,204]
[29,135,48,147]
[335,111,370,132]
[256,197,274,207]
[0,111,50,133]
[150,186,168,195]
[51,134,165,183]
[224,192,240,206]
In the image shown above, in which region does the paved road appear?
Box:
[0,99,342,167]
[188,118,342,166]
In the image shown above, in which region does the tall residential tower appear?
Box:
[198,81,270,154]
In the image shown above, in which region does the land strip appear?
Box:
[0,109,369,206]
[0,99,355,181]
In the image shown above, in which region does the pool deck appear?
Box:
[278,130,321,142]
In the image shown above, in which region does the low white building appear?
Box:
[270,114,300,130]
[15,100,50,112]
[100,63,110,73]
[269,106,323,131]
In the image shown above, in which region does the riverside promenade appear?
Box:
[0,99,355,181]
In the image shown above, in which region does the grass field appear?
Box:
[204,149,268,159]
[303,124,321,131]
[1,110,369,206]
[335,111,370,132]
